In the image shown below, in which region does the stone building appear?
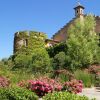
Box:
[14,2,100,51]
[14,31,46,53]
[52,2,100,42]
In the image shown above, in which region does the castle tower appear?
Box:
[13,31,29,53]
[74,1,85,18]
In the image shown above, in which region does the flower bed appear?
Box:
[0,76,10,87]
[62,79,83,94]
[18,77,83,97]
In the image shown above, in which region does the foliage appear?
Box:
[33,77,62,91]
[47,42,68,58]
[18,77,62,97]
[0,66,34,85]
[51,69,73,82]
[13,54,32,69]
[28,80,53,97]
[66,15,99,70]
[0,87,38,100]
[62,79,83,94]
[58,73,69,83]
[52,52,66,70]
[31,49,51,72]
[13,31,51,72]
[94,46,100,64]
[88,65,100,74]
[1,58,8,65]
[43,91,90,100]
[0,76,10,87]
[74,70,95,87]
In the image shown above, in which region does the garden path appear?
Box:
[79,87,100,100]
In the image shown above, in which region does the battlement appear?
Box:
[14,31,45,38]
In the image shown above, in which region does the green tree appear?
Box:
[47,42,68,58]
[52,52,66,70]
[14,53,32,69]
[66,15,99,70]
[31,49,51,72]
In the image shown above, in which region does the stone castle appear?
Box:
[14,31,45,53]
[14,2,100,53]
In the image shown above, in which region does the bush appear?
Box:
[28,80,53,97]
[18,77,62,97]
[62,79,83,94]
[43,91,90,100]
[32,49,51,72]
[29,77,62,92]
[58,73,69,83]
[0,87,38,100]
[0,76,10,87]
[51,69,72,82]
[47,42,68,58]
[52,52,66,70]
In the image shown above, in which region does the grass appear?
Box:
[74,70,95,87]
[0,64,52,85]
[0,65,35,85]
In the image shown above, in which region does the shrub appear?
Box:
[0,87,38,100]
[18,77,62,97]
[28,80,53,97]
[43,91,90,100]
[74,70,95,87]
[33,77,62,91]
[58,73,69,83]
[62,79,83,94]
[88,65,100,74]
[52,52,66,70]
[52,69,73,82]
[17,80,28,87]
[0,76,10,87]
[47,42,68,58]
[32,49,51,72]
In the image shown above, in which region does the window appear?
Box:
[24,39,28,47]
[81,10,83,14]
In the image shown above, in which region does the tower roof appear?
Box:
[74,1,85,9]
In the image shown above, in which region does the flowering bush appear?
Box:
[62,79,83,94]
[18,80,28,88]
[35,77,62,91]
[18,77,62,97]
[28,80,53,97]
[18,77,83,96]
[0,76,10,87]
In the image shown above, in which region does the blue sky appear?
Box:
[0,0,100,59]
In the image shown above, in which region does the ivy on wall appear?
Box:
[13,31,51,71]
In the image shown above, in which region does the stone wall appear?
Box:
[13,31,46,54]
[52,18,76,42]
[53,16,100,42]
